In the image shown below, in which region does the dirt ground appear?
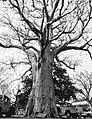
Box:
[0,116,92,119]
[0,117,92,119]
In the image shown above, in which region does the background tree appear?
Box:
[12,83,22,113]
[0,64,13,95]
[53,63,77,104]
[74,71,92,110]
[16,75,33,110]
[0,0,92,117]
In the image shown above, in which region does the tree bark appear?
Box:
[87,100,92,111]
[24,46,59,118]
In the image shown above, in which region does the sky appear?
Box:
[0,48,28,100]
[59,49,92,77]
[68,52,92,74]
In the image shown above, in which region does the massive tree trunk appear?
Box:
[24,45,59,118]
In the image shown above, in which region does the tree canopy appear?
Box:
[53,63,77,104]
[0,0,92,64]
[16,76,33,109]
[0,0,91,89]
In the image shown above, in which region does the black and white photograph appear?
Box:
[0,0,92,119]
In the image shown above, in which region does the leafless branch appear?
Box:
[55,55,76,70]
[51,0,60,18]
[59,0,64,16]
[50,7,77,24]
[43,0,49,20]
[40,7,45,31]
[75,71,92,100]
[8,0,42,38]
[9,67,32,85]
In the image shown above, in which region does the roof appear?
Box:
[72,101,88,106]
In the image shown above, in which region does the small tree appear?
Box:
[74,71,92,110]
[16,76,33,110]
[53,63,77,104]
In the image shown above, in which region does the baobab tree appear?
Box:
[0,0,92,117]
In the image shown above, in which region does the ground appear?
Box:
[0,117,92,119]
[0,115,92,119]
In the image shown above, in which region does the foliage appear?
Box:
[15,76,33,109]
[53,63,77,104]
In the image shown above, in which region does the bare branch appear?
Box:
[9,0,42,38]
[55,38,92,58]
[55,55,76,70]
[59,0,64,16]
[0,42,23,50]
[40,7,45,31]
[75,71,92,100]
[43,0,49,20]
[51,0,60,18]
[50,7,77,24]
[8,0,18,8]
[9,67,32,85]
[0,42,40,53]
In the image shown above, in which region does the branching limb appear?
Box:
[43,0,49,20]
[50,7,77,24]
[75,72,92,100]
[9,67,32,85]
[54,38,92,60]
[51,0,60,18]
[59,0,64,16]
[1,60,30,66]
[40,7,45,31]
[8,0,42,38]
[55,56,76,70]
[0,42,23,49]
